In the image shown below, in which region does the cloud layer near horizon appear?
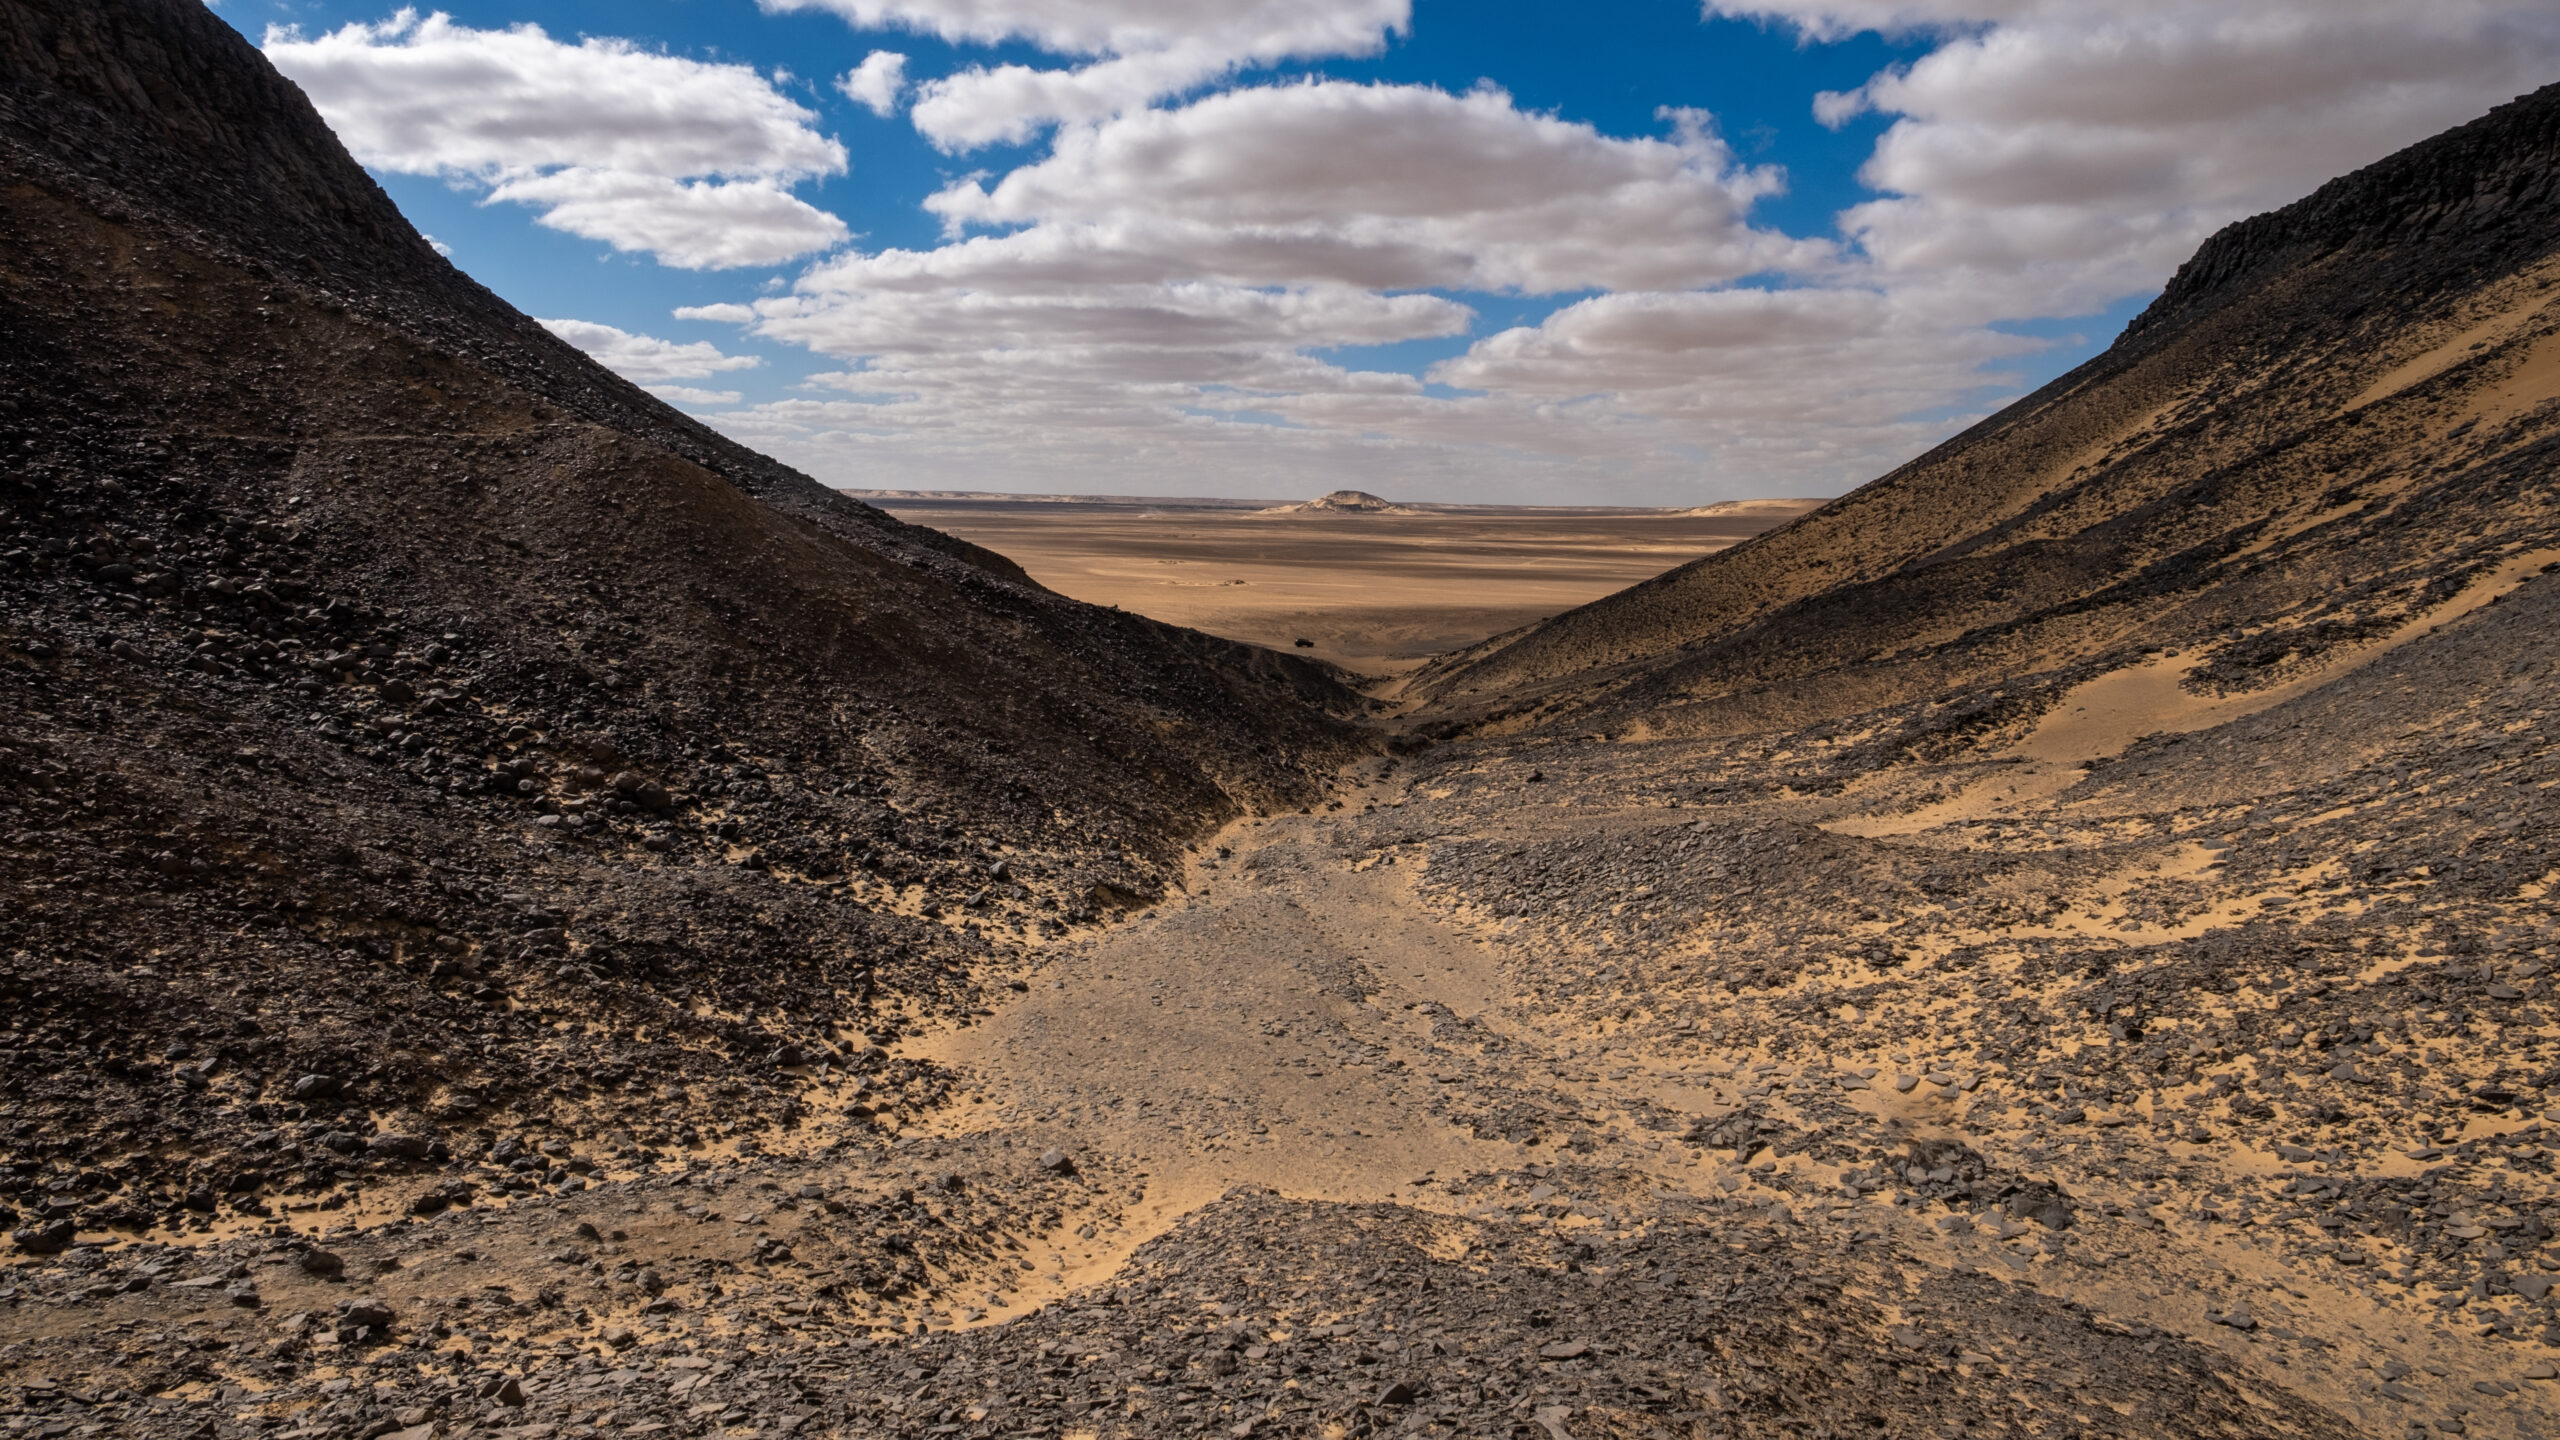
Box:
[275,2,2560,500]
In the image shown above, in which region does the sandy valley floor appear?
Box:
[26,526,2558,1440]
[861,496,1822,675]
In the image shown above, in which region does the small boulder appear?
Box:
[291,1074,344,1101]
[298,1250,346,1278]
[1038,1149,1074,1175]
[408,1181,473,1216]
[11,1219,74,1254]
[610,771,672,811]
[367,1133,434,1161]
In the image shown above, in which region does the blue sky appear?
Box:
[228,0,2560,503]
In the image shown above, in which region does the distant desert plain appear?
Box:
[855,489,1828,675]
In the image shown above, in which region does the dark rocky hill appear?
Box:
[0,0,1362,1215]
[1409,80,2560,737]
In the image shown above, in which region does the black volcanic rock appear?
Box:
[0,0,1363,1204]
[2131,82,2560,339]
[1410,80,2560,735]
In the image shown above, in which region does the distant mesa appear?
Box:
[1268,490,1421,515]
[1307,489,1403,512]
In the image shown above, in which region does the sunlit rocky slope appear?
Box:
[1412,81,2560,741]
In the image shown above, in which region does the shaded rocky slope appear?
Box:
[1409,80,2560,739]
[0,0,1362,1227]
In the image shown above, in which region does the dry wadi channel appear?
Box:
[893,554,2560,1433]
[14,566,2560,1440]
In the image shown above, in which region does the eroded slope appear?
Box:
[1411,81,2560,746]
[0,0,1362,1237]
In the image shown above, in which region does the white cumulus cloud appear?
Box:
[266,10,850,269]
[695,0,2560,500]
[760,0,1407,56]
[644,385,748,407]
[1719,0,2560,313]
[496,171,847,269]
[764,0,1411,149]
[539,318,764,384]
[840,50,911,116]
[922,84,1819,292]
[908,49,1230,150]
[1437,288,2013,407]
[685,82,1859,495]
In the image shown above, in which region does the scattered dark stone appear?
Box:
[9,1219,73,1254]
[366,1133,433,1160]
[408,1181,473,1216]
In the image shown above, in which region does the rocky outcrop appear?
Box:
[2130,80,2560,339]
